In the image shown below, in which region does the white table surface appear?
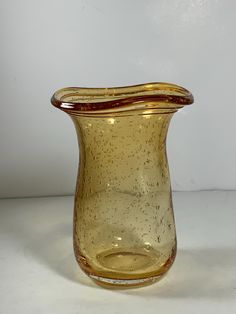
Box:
[0,191,235,314]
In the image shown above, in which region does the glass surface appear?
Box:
[51,82,194,288]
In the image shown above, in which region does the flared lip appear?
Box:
[51,82,194,115]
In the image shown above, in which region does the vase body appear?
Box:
[51,82,193,288]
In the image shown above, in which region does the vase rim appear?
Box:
[51,82,194,115]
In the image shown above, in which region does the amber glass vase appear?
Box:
[51,82,193,288]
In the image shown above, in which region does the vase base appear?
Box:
[96,248,159,272]
[76,246,176,289]
[90,273,163,289]
[89,248,168,288]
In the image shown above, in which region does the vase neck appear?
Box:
[71,112,173,197]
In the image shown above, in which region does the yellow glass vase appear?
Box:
[51,82,193,288]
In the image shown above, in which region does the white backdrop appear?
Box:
[1,0,236,198]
